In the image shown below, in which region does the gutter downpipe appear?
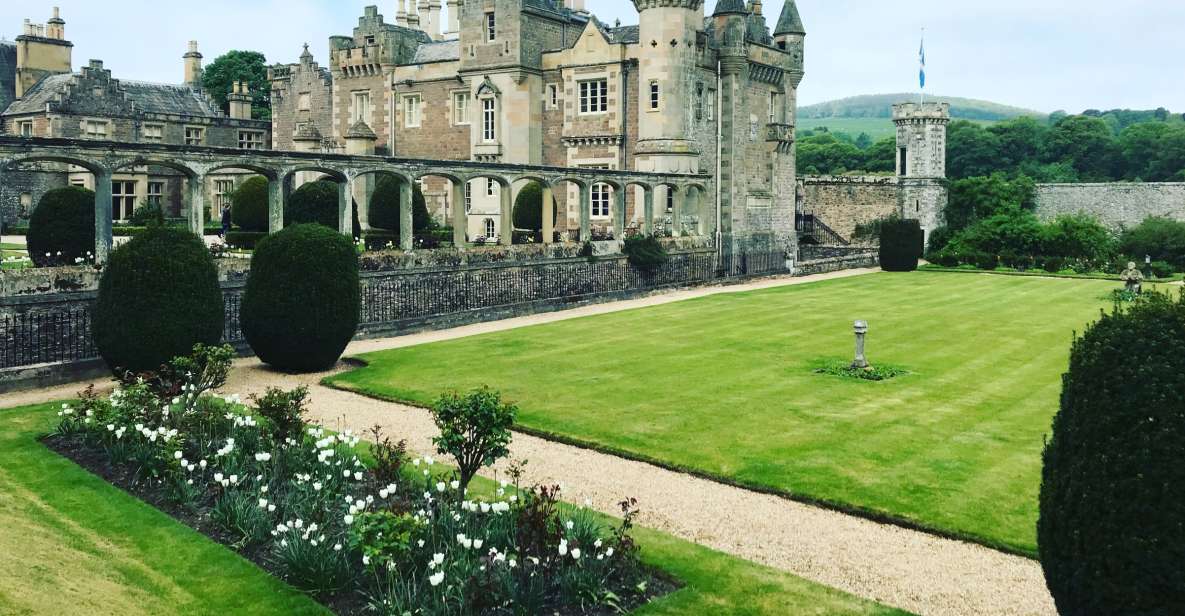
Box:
[715,59,723,257]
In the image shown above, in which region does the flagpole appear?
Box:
[919,28,925,107]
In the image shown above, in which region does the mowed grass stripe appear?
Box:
[331,272,1115,554]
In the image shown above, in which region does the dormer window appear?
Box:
[485,12,496,42]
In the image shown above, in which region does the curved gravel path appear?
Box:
[9,268,1057,615]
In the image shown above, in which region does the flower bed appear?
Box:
[46,345,668,615]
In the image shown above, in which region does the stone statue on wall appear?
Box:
[1121,261,1144,295]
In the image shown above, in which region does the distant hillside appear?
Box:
[800,94,1047,122]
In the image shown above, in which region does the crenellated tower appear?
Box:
[893,101,950,244]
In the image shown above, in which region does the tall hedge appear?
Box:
[511,181,557,233]
[27,186,96,267]
[878,218,924,272]
[241,224,359,372]
[1039,292,1185,614]
[231,176,269,232]
[285,180,361,236]
[368,176,429,234]
[93,226,223,373]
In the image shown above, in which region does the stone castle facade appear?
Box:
[269,0,806,251]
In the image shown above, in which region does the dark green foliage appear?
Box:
[367,176,429,234]
[1147,260,1175,279]
[512,181,558,232]
[93,226,223,373]
[1041,214,1117,267]
[201,50,271,120]
[430,387,517,490]
[925,225,954,253]
[27,186,96,267]
[253,386,309,442]
[945,173,1036,232]
[878,218,923,272]
[813,359,908,382]
[1043,115,1121,181]
[224,231,267,250]
[947,120,1004,179]
[621,234,669,272]
[241,224,359,372]
[285,180,361,237]
[1039,292,1185,614]
[1118,217,1185,270]
[128,202,165,227]
[231,176,269,232]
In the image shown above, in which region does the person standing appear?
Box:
[220,203,232,239]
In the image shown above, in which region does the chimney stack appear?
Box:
[46,7,65,40]
[445,0,460,36]
[228,80,253,119]
[408,0,423,29]
[427,0,442,40]
[183,40,204,88]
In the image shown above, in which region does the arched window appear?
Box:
[484,218,496,238]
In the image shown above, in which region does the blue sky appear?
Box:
[2,1,1182,113]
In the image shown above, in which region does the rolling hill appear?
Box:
[798,93,1047,140]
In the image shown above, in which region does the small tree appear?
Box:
[231,176,269,232]
[27,186,96,267]
[430,388,517,491]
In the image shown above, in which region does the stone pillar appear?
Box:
[428,0,442,40]
[337,180,352,237]
[612,185,626,240]
[445,0,460,35]
[642,186,654,235]
[187,175,206,237]
[499,182,513,246]
[94,169,114,263]
[399,179,414,250]
[451,179,466,248]
[267,178,284,234]
[345,121,378,230]
[541,184,554,245]
[671,185,684,237]
[578,183,591,242]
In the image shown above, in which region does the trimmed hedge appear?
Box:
[225,231,268,250]
[231,176,270,232]
[622,234,669,272]
[241,224,360,372]
[878,218,924,272]
[27,186,96,267]
[368,175,430,234]
[93,226,224,373]
[1039,292,1185,614]
[285,180,361,236]
[511,181,557,235]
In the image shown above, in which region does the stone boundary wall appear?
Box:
[1033,182,1185,230]
[800,175,900,242]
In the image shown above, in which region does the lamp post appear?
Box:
[851,320,870,370]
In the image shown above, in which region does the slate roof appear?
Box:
[774,0,805,35]
[2,72,223,118]
[606,25,638,45]
[2,73,72,115]
[411,39,460,63]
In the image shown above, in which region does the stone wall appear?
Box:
[800,175,900,241]
[1034,182,1185,230]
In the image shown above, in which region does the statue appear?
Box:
[1121,261,1144,295]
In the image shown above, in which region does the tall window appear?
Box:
[238,130,264,149]
[484,218,496,238]
[112,180,136,221]
[84,120,109,139]
[352,91,372,124]
[649,81,660,110]
[548,84,558,109]
[769,92,781,123]
[147,181,164,208]
[665,187,674,213]
[591,183,611,218]
[481,98,496,142]
[485,12,496,41]
[898,148,908,176]
[143,124,163,143]
[214,179,235,210]
[465,183,472,213]
[184,126,204,146]
[706,90,715,121]
[695,83,704,120]
[452,92,469,125]
[578,80,608,114]
[403,94,422,128]
[18,121,33,136]
[486,178,496,197]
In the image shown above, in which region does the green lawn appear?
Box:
[330,271,1118,556]
[1,402,903,616]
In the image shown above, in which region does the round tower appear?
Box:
[632,0,704,174]
[893,101,950,245]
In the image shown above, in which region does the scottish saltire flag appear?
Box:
[919,35,926,90]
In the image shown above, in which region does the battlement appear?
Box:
[892,102,950,123]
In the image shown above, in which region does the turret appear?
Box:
[183,40,203,88]
[892,102,949,178]
[773,0,805,77]
[632,0,704,173]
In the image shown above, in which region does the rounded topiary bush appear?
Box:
[231,176,269,232]
[93,226,223,373]
[27,186,96,267]
[241,224,359,372]
[1038,292,1185,615]
[368,175,429,235]
[286,180,361,237]
[878,218,924,272]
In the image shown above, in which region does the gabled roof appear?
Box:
[3,71,223,118]
[412,39,460,63]
[774,0,805,35]
[606,25,639,45]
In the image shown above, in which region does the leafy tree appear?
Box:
[796,133,864,175]
[201,50,271,121]
[946,120,1003,179]
[1043,115,1119,181]
[988,116,1046,170]
[854,132,873,150]
[1148,126,1185,181]
[430,387,517,491]
[1118,217,1185,270]
[861,137,897,173]
[945,173,1035,232]
[1040,214,1116,267]
[1118,122,1171,180]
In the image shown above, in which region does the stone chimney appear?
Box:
[408,0,423,29]
[427,0,442,40]
[395,0,409,27]
[183,41,204,88]
[228,81,253,119]
[15,8,74,98]
[567,0,586,13]
[445,0,460,36]
[46,7,65,40]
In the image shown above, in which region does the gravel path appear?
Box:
[9,268,1057,615]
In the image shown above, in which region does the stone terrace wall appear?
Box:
[1034,182,1185,230]
[801,176,900,242]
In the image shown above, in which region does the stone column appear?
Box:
[498,182,513,246]
[187,174,206,237]
[337,180,352,237]
[267,178,284,234]
[541,184,555,245]
[451,179,466,248]
[642,186,654,235]
[399,179,414,250]
[94,169,114,263]
[345,121,378,230]
[578,183,592,242]
[612,185,626,240]
[671,185,685,237]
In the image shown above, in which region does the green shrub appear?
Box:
[621,234,669,272]
[241,224,359,372]
[430,387,517,491]
[231,176,269,232]
[285,180,361,236]
[878,218,924,272]
[254,386,309,443]
[1147,260,1175,279]
[925,225,954,254]
[27,186,96,267]
[1119,217,1185,270]
[128,202,165,227]
[1039,292,1185,614]
[224,231,267,250]
[367,176,429,234]
[1040,214,1116,269]
[512,181,557,233]
[93,226,224,373]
